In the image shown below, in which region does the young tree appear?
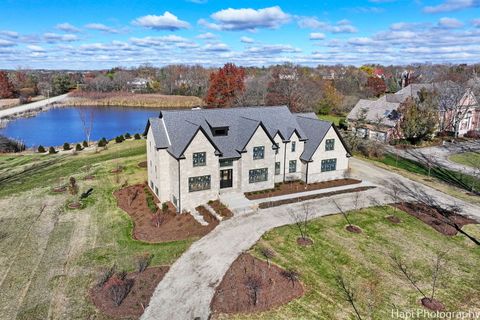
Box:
[204,63,245,108]
[78,109,94,146]
[259,247,276,267]
[0,71,14,98]
[335,273,363,320]
[244,275,262,306]
[287,203,312,241]
[281,269,300,288]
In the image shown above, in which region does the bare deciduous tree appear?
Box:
[335,273,363,320]
[333,199,352,227]
[244,275,262,306]
[281,269,300,288]
[259,247,275,267]
[288,203,312,240]
[78,109,94,146]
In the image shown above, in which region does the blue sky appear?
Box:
[0,0,479,69]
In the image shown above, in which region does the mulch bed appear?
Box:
[90,266,169,319]
[421,297,445,311]
[297,237,313,246]
[394,202,477,236]
[67,202,82,209]
[114,184,218,243]
[258,186,375,209]
[211,253,304,315]
[345,225,362,233]
[138,161,147,168]
[52,186,67,193]
[208,200,234,219]
[386,215,401,224]
[245,178,362,200]
[195,205,220,225]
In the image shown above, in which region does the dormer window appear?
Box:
[213,128,228,136]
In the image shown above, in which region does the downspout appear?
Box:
[283,142,287,183]
[305,161,309,185]
[177,159,181,214]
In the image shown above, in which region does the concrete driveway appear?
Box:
[141,158,480,320]
[387,141,480,176]
[0,93,69,119]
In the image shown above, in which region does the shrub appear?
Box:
[134,133,141,140]
[68,177,78,195]
[161,202,169,213]
[97,265,115,288]
[338,118,348,130]
[63,142,71,151]
[107,276,133,306]
[115,136,124,143]
[136,253,153,273]
[82,140,88,148]
[125,133,131,139]
[48,146,56,154]
[37,145,46,153]
[98,138,108,147]
[75,143,82,151]
[465,130,480,139]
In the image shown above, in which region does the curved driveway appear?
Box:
[141,158,480,320]
[0,93,69,119]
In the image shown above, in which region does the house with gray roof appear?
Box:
[145,106,351,212]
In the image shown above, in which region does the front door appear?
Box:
[220,169,233,189]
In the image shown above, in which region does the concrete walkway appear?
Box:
[0,93,69,119]
[141,158,480,320]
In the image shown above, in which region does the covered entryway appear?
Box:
[220,169,233,189]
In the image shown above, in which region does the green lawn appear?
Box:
[317,114,345,126]
[449,152,480,168]
[223,207,480,320]
[376,153,480,194]
[0,139,193,319]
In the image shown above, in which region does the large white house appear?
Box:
[145,106,351,212]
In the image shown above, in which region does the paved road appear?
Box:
[0,93,69,119]
[141,158,480,320]
[387,141,480,176]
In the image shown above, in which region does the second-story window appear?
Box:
[289,160,297,173]
[253,146,265,160]
[325,139,335,151]
[193,152,206,167]
[291,141,296,152]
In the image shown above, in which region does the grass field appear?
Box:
[449,152,480,168]
[0,139,192,319]
[317,114,345,126]
[221,207,480,320]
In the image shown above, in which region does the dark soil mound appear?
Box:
[90,266,169,319]
[211,253,304,315]
[346,225,362,233]
[52,186,67,193]
[395,202,477,236]
[114,184,218,243]
[138,161,147,168]
[421,297,445,311]
[386,215,401,224]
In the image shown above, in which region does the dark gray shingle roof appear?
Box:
[147,106,336,161]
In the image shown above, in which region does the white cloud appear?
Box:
[203,42,230,51]
[43,33,78,42]
[56,23,81,33]
[423,0,479,13]
[298,17,328,29]
[309,32,325,40]
[347,37,376,46]
[240,36,255,43]
[245,44,301,55]
[27,45,45,52]
[200,6,290,31]
[197,32,217,39]
[438,17,464,28]
[298,17,357,33]
[133,12,190,31]
[0,30,19,39]
[0,39,15,47]
[472,19,480,27]
[85,23,120,34]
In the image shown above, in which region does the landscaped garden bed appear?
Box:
[258,186,375,209]
[114,184,218,242]
[208,200,234,219]
[211,253,304,315]
[90,266,169,319]
[245,178,362,200]
[394,202,477,236]
[195,205,220,225]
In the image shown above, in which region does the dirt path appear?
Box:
[0,93,69,119]
[141,158,480,320]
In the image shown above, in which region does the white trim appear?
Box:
[162,118,172,145]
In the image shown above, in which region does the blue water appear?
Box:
[0,106,161,147]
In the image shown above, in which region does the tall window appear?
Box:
[289,160,297,173]
[291,141,296,152]
[275,162,281,175]
[193,152,206,167]
[253,146,265,160]
[321,159,337,172]
[189,175,211,192]
[325,139,335,151]
[249,168,268,183]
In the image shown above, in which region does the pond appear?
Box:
[0,106,161,147]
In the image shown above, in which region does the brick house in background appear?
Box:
[145,106,351,212]
[347,83,480,141]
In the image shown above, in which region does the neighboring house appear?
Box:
[128,78,149,92]
[145,106,351,212]
[347,83,480,141]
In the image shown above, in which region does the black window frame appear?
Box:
[275,162,281,175]
[193,152,206,167]
[325,139,335,151]
[291,141,296,152]
[219,159,233,167]
[249,168,268,183]
[289,160,297,173]
[188,175,211,192]
[253,146,265,160]
[321,158,337,172]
